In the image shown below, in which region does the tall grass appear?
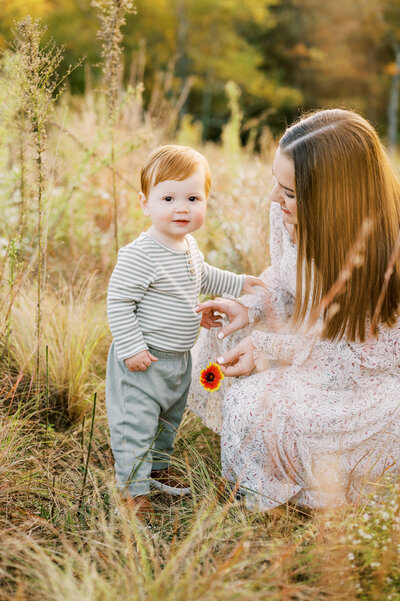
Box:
[0,408,399,601]
[8,17,82,386]
[2,274,108,423]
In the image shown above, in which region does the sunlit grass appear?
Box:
[2,274,108,423]
[1,404,399,601]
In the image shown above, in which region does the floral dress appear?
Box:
[188,201,400,510]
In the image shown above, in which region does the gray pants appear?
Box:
[106,342,192,497]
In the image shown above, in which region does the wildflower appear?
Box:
[200,363,224,392]
[347,553,355,561]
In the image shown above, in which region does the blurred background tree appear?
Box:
[1,0,400,145]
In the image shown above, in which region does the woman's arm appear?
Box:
[217,323,400,378]
[251,325,400,371]
[195,267,295,337]
[237,266,295,326]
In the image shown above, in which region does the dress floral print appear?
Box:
[188,201,400,510]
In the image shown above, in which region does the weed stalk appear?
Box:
[10,17,82,388]
[78,392,97,510]
[6,239,17,369]
[45,344,49,429]
[92,0,136,256]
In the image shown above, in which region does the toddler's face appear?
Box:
[139,166,207,242]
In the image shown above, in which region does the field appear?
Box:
[1,15,400,601]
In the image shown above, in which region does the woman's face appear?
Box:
[271,146,297,225]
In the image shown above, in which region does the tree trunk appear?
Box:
[201,66,215,141]
[388,41,400,152]
[175,0,189,125]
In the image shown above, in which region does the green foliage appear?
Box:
[1,0,400,141]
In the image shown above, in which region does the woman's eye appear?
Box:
[285,191,295,200]
[164,196,173,202]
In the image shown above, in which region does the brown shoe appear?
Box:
[150,467,191,496]
[123,494,155,521]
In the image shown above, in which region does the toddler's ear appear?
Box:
[139,191,150,215]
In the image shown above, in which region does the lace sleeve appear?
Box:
[251,321,400,379]
[238,267,295,327]
[237,201,296,328]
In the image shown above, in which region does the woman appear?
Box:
[188,109,400,510]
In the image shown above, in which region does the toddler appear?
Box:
[106,145,261,516]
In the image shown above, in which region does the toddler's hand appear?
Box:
[196,298,249,337]
[125,350,158,372]
[242,275,266,294]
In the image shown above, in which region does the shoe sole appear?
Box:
[150,479,191,496]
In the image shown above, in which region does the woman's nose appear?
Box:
[270,183,281,203]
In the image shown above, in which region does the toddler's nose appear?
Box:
[175,202,190,212]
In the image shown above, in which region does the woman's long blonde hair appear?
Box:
[280,108,400,341]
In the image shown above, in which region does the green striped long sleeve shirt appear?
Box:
[107,233,245,360]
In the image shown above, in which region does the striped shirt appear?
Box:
[107,233,245,360]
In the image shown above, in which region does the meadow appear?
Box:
[1,14,400,601]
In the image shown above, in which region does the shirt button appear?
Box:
[188,259,192,264]
[186,250,190,255]
[190,268,195,274]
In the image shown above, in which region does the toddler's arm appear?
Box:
[107,245,156,361]
[200,260,245,298]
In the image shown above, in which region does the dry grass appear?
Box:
[1,274,108,423]
[1,407,399,600]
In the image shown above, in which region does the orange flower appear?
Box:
[199,362,224,392]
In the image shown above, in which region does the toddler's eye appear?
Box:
[188,196,198,202]
[163,196,173,202]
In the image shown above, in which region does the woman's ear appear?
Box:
[138,191,150,216]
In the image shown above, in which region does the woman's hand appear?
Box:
[195,298,249,338]
[217,336,256,377]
